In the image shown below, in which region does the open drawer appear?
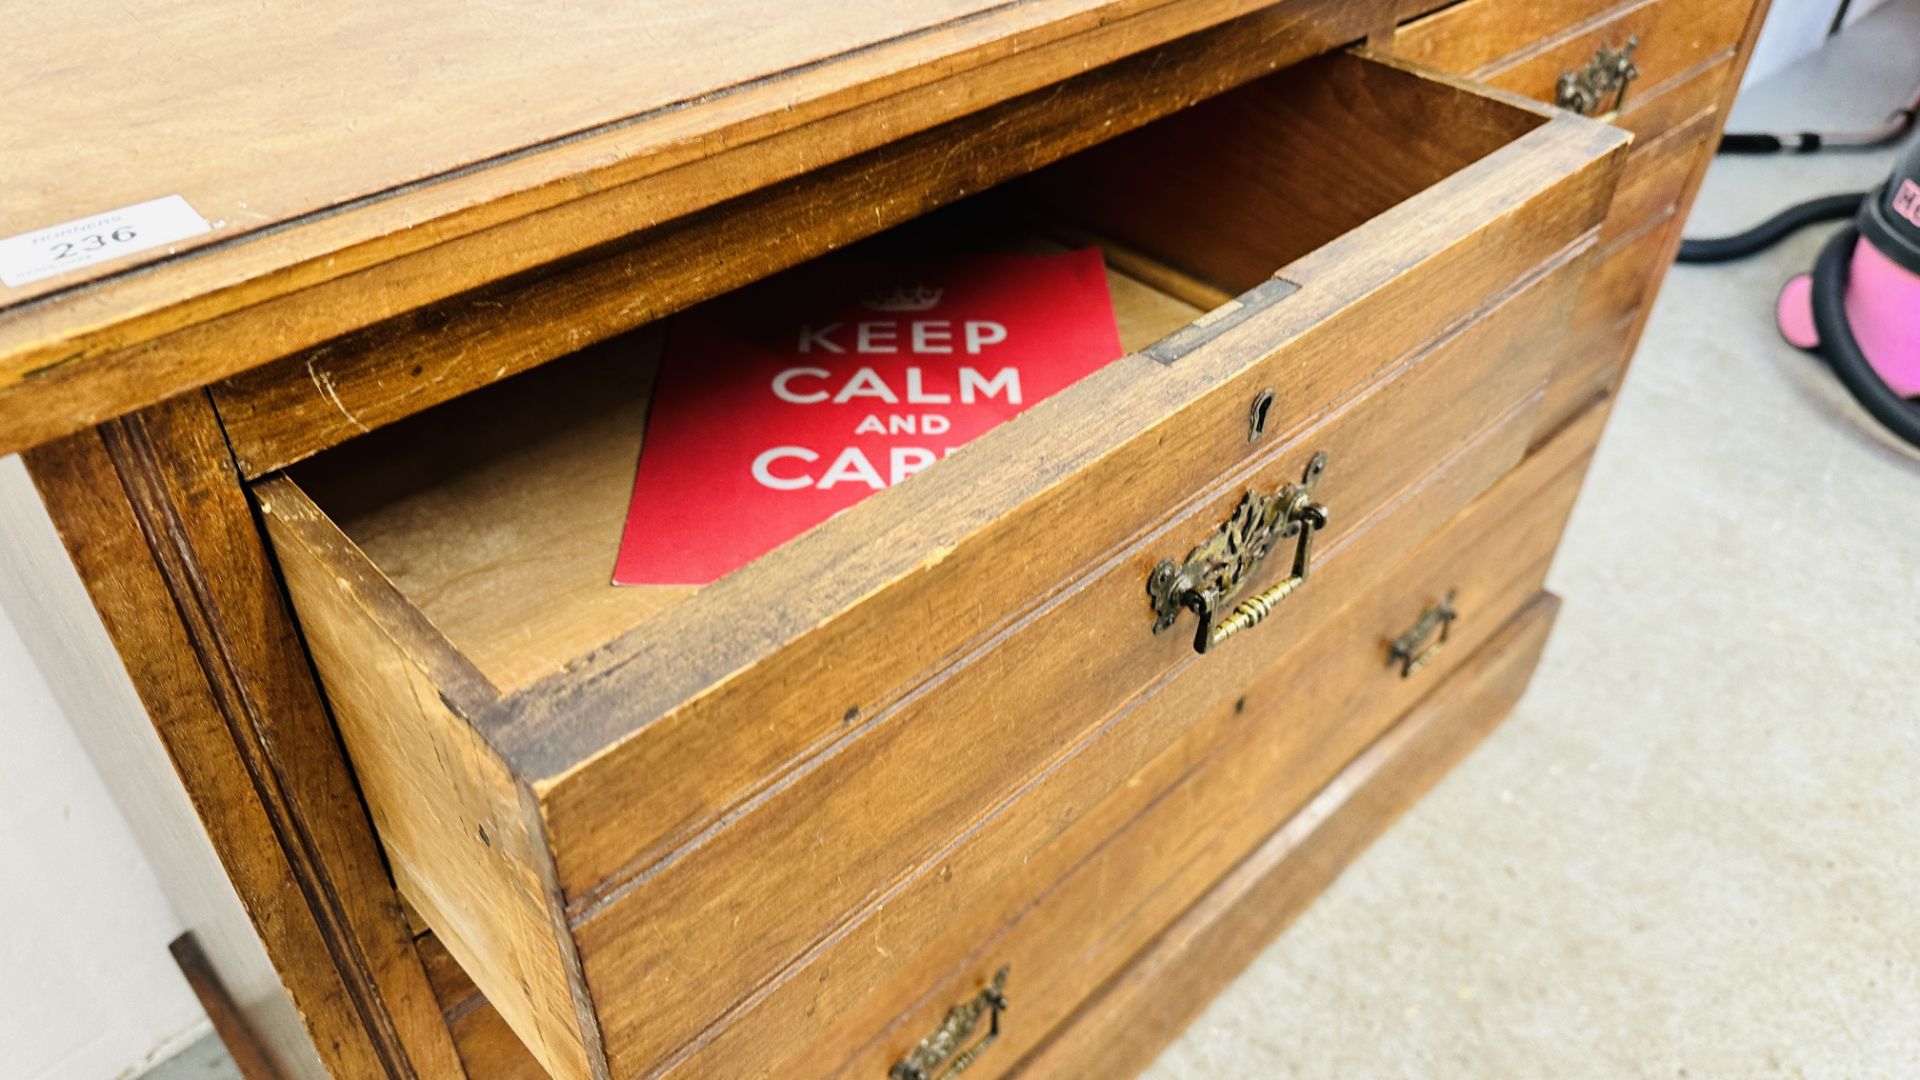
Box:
[256,51,1626,1080]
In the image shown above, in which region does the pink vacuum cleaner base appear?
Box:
[1777,235,1920,397]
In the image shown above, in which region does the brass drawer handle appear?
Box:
[1148,452,1330,655]
[1389,592,1458,678]
[890,967,1010,1080]
[1556,36,1639,119]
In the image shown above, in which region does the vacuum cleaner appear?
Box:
[1677,136,1920,450]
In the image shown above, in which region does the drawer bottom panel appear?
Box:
[1015,588,1562,1078]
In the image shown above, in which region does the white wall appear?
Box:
[1745,0,1894,87]
[0,597,208,1080]
[0,451,324,1080]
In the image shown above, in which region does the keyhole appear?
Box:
[1247,388,1275,443]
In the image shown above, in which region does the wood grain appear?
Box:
[405,389,1609,1080]
[1474,0,1750,111]
[519,98,1622,904]
[699,385,1549,1080]
[170,933,288,1080]
[1613,54,1733,148]
[0,0,1397,459]
[265,223,1582,1075]
[1570,207,1679,350]
[1025,51,1547,290]
[1394,0,1622,72]
[0,458,330,1077]
[2,3,1775,1077]
[1394,0,1740,148]
[259,55,1625,1071]
[2,0,1006,301]
[20,396,462,1080]
[1529,108,1714,442]
[419,388,1610,1078]
[1601,110,1717,246]
[208,2,1371,479]
[834,389,1602,1080]
[419,936,550,1080]
[259,477,603,1080]
[1013,589,1563,1078]
[1536,0,1775,454]
[569,241,1576,1077]
[1388,4,1748,458]
[1571,0,1777,418]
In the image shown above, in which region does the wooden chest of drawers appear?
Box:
[0,1,1767,1078]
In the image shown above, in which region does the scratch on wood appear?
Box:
[306,356,370,433]
[22,349,87,380]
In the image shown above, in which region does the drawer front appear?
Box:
[578,241,1587,1078]
[262,52,1627,1080]
[1530,110,1714,441]
[412,389,1610,1080]
[1017,592,1565,1079]
[1394,0,1623,74]
[1483,0,1748,119]
[1540,328,1634,447]
[1541,207,1681,441]
[1611,54,1731,149]
[825,388,1607,1080]
[1398,0,1741,454]
[1570,208,1675,351]
[1602,111,1715,246]
[534,55,1620,914]
[560,60,1620,1078]
[1398,0,1749,134]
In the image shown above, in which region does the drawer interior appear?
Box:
[283,53,1547,695]
[285,216,1203,692]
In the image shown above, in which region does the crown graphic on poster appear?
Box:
[859,283,943,312]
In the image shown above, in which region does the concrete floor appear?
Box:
[136,1035,238,1080]
[142,11,1920,1080]
[1146,7,1920,1079]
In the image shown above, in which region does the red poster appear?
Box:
[615,248,1121,585]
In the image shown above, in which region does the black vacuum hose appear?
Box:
[1677,192,1868,263]
[1718,132,1827,154]
[1809,224,1920,448]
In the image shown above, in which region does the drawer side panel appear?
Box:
[259,483,606,1080]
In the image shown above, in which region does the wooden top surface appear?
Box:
[0,0,1290,455]
[4,0,997,304]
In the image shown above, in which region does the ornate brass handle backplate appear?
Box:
[1389,593,1457,678]
[1148,452,1330,655]
[889,967,1009,1080]
[1556,36,1639,119]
